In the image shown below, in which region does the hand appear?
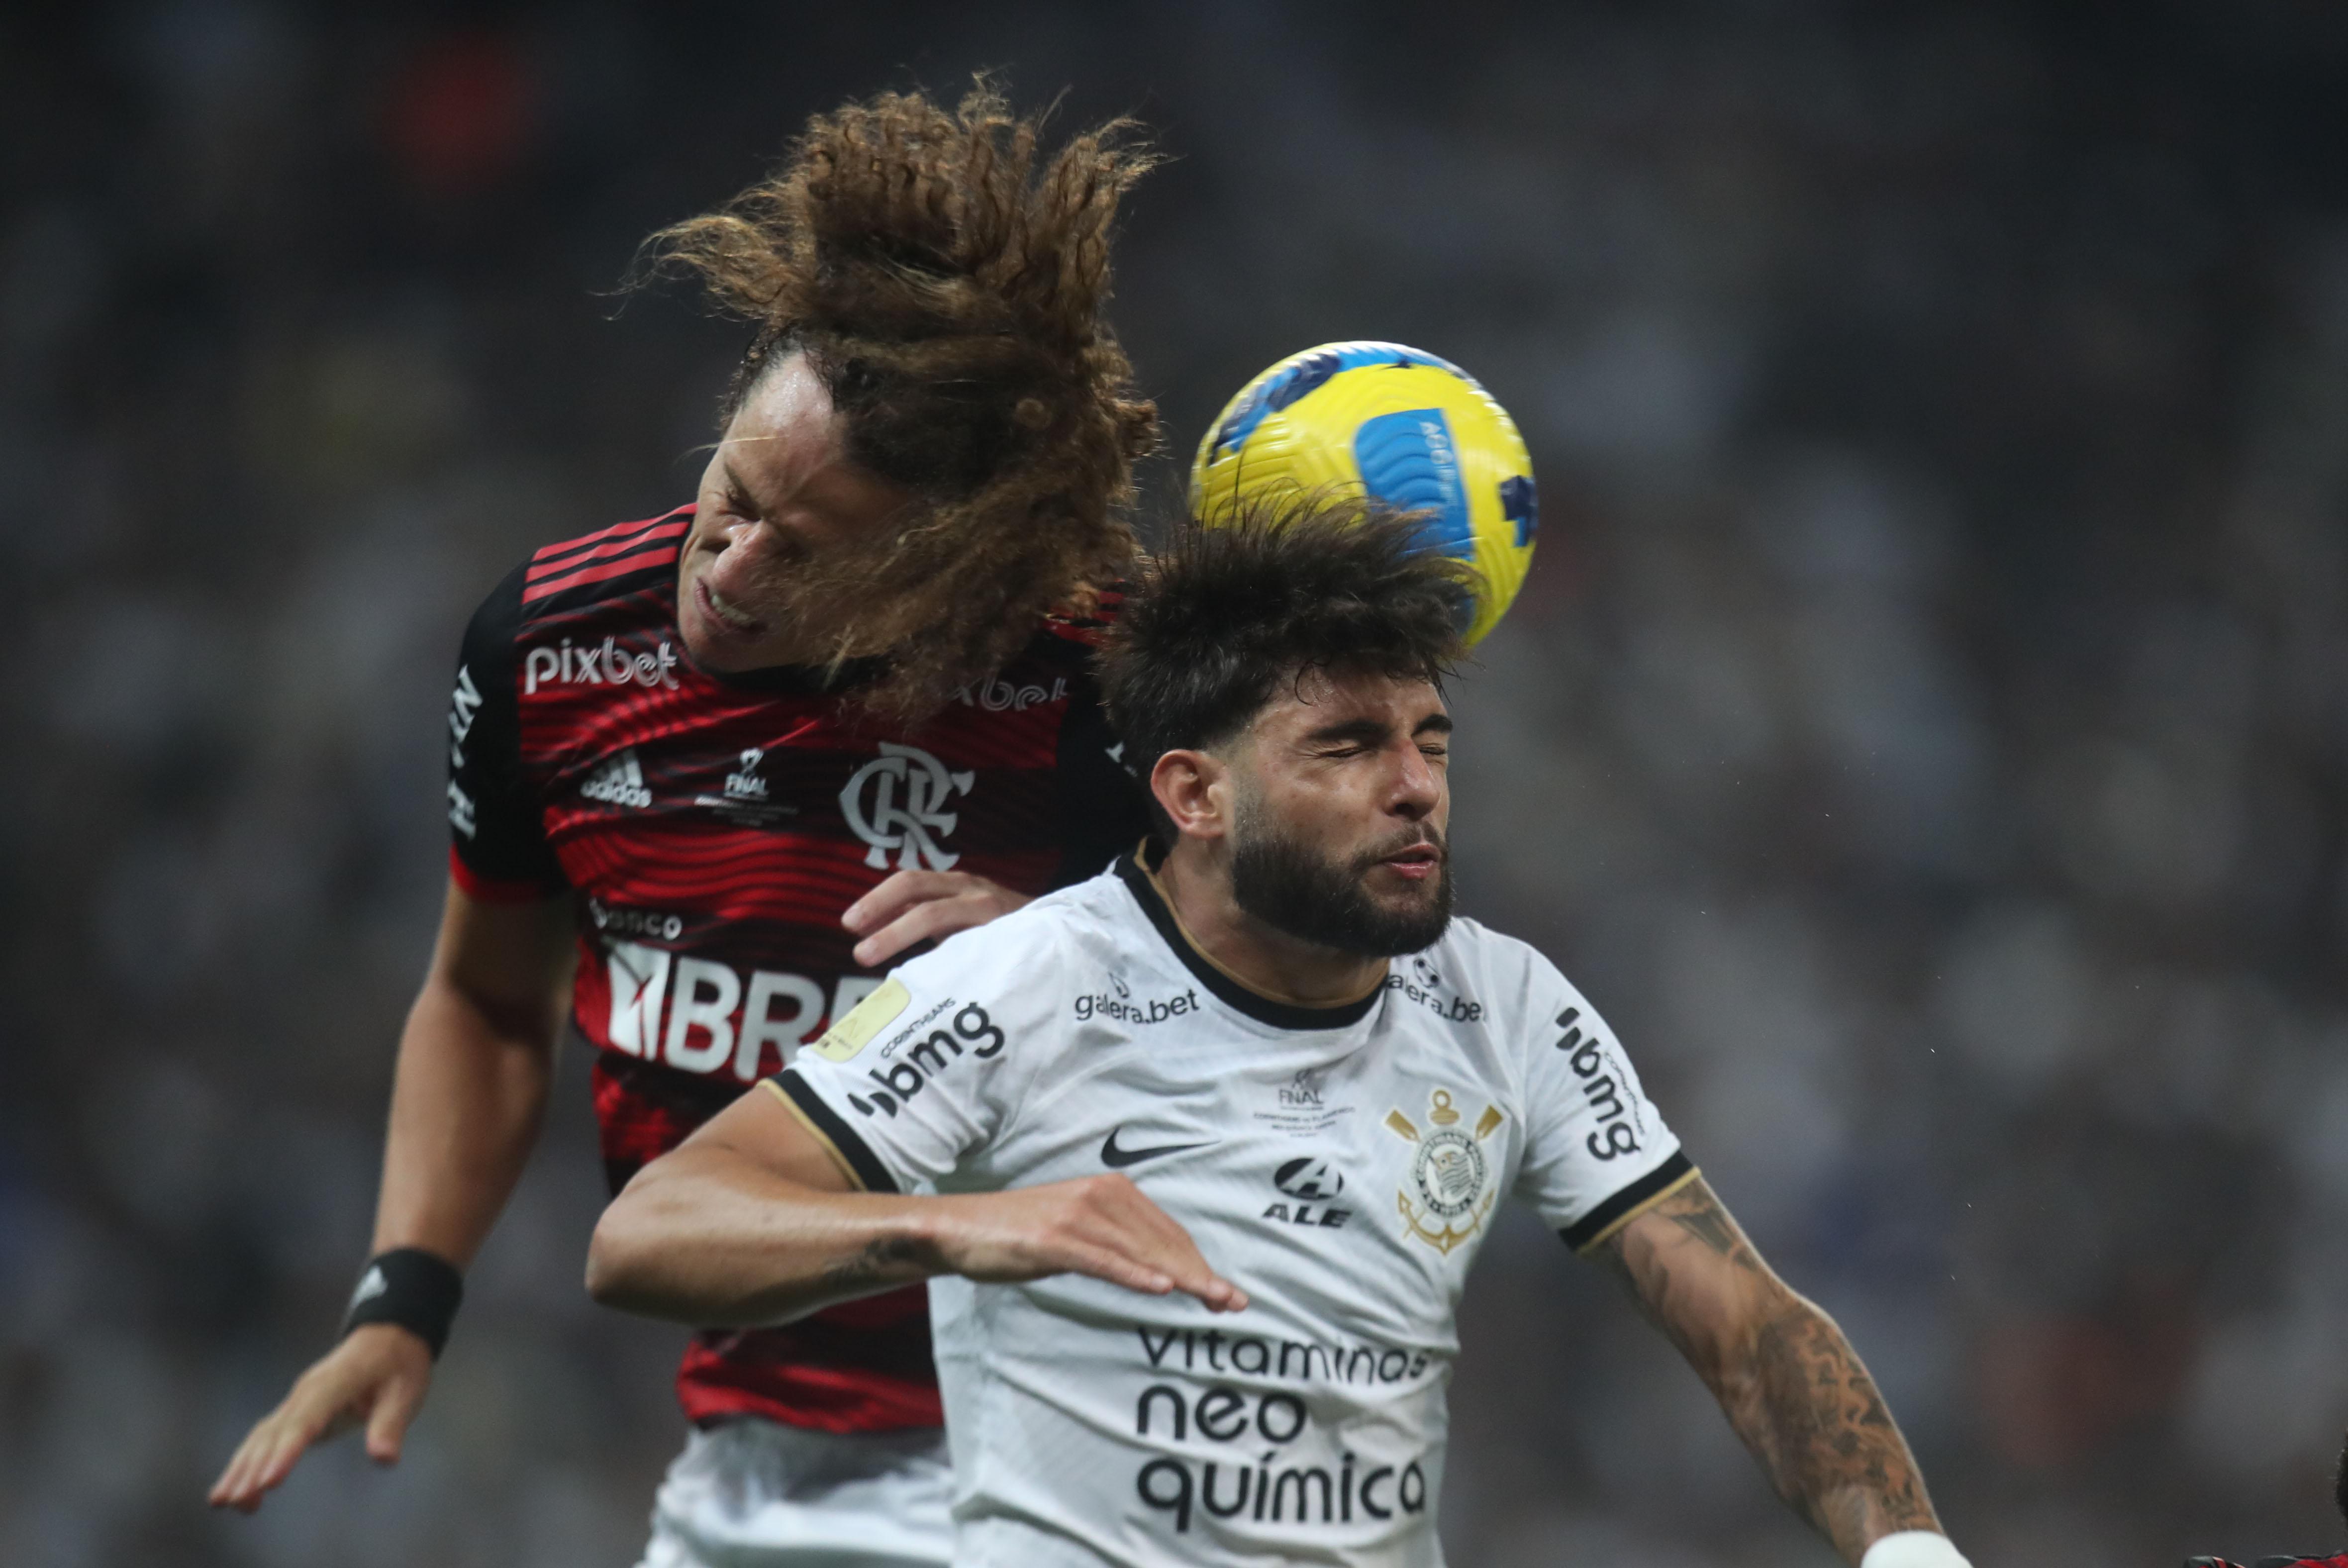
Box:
[928,1175,1248,1312]
[842,870,1031,968]
[207,1324,433,1513]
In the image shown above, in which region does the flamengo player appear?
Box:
[211,87,1157,1568]
[587,506,1975,1568]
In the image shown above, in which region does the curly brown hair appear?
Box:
[637,83,1160,723]
[1099,496,1475,844]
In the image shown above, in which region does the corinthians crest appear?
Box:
[1385,1088,1505,1255]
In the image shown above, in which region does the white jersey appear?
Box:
[776,850,1693,1568]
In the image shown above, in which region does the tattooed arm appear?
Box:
[586,1082,1243,1326]
[1594,1176,1943,1566]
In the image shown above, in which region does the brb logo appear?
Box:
[840,742,974,871]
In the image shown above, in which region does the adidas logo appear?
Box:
[350,1265,388,1310]
[581,749,652,809]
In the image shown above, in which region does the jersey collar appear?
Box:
[1114,843,1386,1032]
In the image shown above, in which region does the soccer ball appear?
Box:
[1189,341,1538,646]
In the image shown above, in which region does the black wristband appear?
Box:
[341,1248,464,1359]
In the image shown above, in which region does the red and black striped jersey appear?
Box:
[445,506,1145,1433]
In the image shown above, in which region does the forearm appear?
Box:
[1714,1292,1939,1563]
[1602,1180,1943,1566]
[587,1142,941,1325]
[369,972,562,1265]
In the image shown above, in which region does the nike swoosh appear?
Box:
[1101,1128,1212,1169]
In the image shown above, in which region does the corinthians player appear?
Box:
[588,506,1974,1568]
[211,88,1157,1567]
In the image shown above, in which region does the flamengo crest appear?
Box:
[840,742,974,871]
[1385,1088,1504,1255]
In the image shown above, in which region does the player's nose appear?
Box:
[704,519,782,597]
[1388,746,1440,816]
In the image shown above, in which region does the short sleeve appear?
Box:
[446,562,567,901]
[769,909,1069,1194]
[1509,957,1695,1252]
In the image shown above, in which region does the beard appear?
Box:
[1228,804,1454,959]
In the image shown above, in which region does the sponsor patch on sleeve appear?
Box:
[808,977,911,1063]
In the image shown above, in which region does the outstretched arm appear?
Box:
[211,881,575,1512]
[1595,1176,1949,1567]
[586,1080,1246,1325]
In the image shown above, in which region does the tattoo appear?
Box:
[1749,1303,1937,1550]
[1666,1192,1748,1261]
[817,1235,923,1298]
[1596,1180,1758,1344]
[1598,1178,1938,1561]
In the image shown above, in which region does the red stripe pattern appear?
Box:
[503,510,1121,1435]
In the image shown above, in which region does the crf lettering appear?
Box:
[840,742,972,872]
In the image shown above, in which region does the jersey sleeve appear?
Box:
[767,910,1070,1193]
[445,562,567,901]
[1508,955,1695,1252]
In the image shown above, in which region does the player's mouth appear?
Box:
[1374,840,1444,882]
[693,576,769,640]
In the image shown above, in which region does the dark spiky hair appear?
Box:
[636,82,1159,722]
[1098,498,1474,841]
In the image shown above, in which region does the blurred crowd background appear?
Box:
[4,3,2345,1565]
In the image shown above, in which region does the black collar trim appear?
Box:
[1113,851,1385,1032]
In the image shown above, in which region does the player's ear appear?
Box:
[1150,749,1230,843]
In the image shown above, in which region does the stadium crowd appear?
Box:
[2,3,2344,1565]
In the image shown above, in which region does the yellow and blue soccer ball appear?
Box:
[1189,341,1538,646]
